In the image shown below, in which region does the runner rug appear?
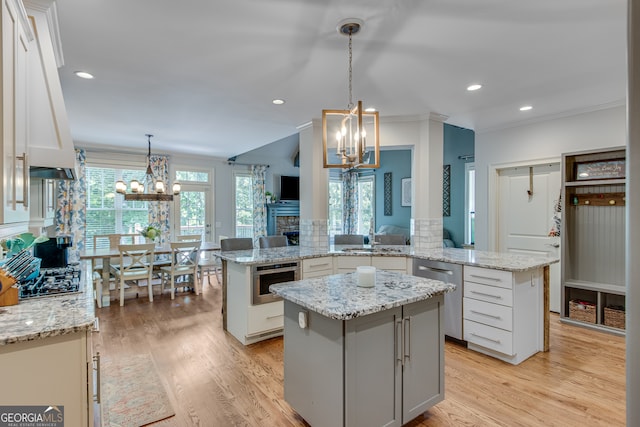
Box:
[101,353,175,426]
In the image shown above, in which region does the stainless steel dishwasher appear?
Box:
[413,259,463,340]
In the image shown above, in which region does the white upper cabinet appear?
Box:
[0,0,33,229]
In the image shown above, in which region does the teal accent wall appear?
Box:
[374,149,412,231]
[443,124,475,247]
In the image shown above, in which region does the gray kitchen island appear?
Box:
[270,270,454,427]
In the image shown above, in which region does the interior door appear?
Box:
[497,163,561,312]
[174,186,213,241]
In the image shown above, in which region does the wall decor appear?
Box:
[443,164,451,216]
[383,172,392,215]
[401,178,412,207]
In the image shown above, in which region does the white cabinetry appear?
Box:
[463,265,543,365]
[0,330,99,426]
[335,255,408,274]
[302,256,333,278]
[284,296,444,427]
[0,0,32,230]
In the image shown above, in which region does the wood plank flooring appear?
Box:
[93,276,625,426]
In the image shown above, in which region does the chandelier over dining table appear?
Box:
[322,18,380,169]
[115,134,181,201]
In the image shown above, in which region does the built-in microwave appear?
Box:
[251,261,300,305]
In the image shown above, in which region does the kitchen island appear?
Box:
[0,283,98,426]
[270,270,454,427]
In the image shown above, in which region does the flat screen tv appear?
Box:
[280,176,299,201]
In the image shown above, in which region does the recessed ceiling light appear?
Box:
[272,99,285,105]
[364,107,376,112]
[74,71,94,79]
[519,105,533,111]
[467,84,482,91]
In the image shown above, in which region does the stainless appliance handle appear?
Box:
[418,265,453,275]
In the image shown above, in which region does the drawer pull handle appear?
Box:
[470,290,502,299]
[418,266,453,275]
[309,263,330,268]
[470,310,501,320]
[266,314,284,320]
[470,274,502,282]
[471,333,501,344]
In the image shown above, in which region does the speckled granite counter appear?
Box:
[0,287,95,345]
[217,245,558,271]
[270,270,454,320]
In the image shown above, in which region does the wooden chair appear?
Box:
[258,235,288,248]
[110,243,155,306]
[159,240,201,299]
[176,234,201,241]
[198,235,227,287]
[220,238,253,251]
[373,234,406,245]
[91,233,136,308]
[334,234,365,245]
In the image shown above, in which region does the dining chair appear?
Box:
[258,235,288,248]
[177,234,201,241]
[220,238,253,251]
[373,234,406,245]
[91,233,137,308]
[334,234,365,245]
[109,243,156,306]
[159,240,202,299]
[198,235,227,286]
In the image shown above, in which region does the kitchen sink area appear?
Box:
[339,246,406,254]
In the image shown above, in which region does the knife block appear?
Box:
[0,287,18,306]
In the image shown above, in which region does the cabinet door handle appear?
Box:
[309,262,330,268]
[470,310,501,320]
[470,333,501,344]
[404,316,411,362]
[470,274,501,282]
[93,352,101,404]
[470,290,502,299]
[266,314,284,320]
[395,317,403,366]
[418,265,453,275]
[15,152,28,207]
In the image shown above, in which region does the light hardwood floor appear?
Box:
[93,276,625,426]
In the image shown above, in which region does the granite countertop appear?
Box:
[0,286,95,346]
[270,270,455,320]
[216,245,558,272]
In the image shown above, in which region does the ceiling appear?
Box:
[55,0,627,159]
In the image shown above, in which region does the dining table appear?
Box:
[79,241,221,307]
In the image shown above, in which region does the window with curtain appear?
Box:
[85,166,148,249]
[328,174,375,238]
[234,173,253,238]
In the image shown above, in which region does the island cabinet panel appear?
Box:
[302,257,334,278]
[371,256,408,273]
[283,295,445,427]
[334,256,371,273]
[335,255,409,274]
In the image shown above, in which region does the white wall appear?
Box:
[474,105,626,250]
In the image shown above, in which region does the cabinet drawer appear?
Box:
[335,256,370,271]
[302,257,333,274]
[247,301,284,336]
[463,297,513,331]
[465,281,513,307]
[371,256,407,272]
[464,266,512,289]
[464,319,513,355]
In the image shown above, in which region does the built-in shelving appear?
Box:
[560,147,626,335]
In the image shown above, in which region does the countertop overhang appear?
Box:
[270,270,455,320]
[216,246,558,272]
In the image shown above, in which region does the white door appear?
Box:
[173,186,214,242]
[497,163,561,312]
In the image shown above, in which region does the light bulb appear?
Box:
[155,181,166,193]
[172,182,181,195]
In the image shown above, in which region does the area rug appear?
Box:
[101,353,175,426]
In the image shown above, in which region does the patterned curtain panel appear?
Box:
[148,154,171,244]
[55,149,86,263]
[342,170,358,234]
[251,165,268,246]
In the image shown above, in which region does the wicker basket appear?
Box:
[604,306,626,329]
[569,300,596,324]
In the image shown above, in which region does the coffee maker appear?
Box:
[33,235,73,268]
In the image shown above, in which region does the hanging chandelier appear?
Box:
[115,134,181,201]
[322,18,379,169]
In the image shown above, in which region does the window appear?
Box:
[234,173,253,238]
[328,173,375,238]
[465,163,476,245]
[174,168,213,238]
[85,166,148,249]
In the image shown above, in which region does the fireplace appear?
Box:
[267,202,299,245]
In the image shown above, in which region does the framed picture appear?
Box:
[401,178,412,207]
